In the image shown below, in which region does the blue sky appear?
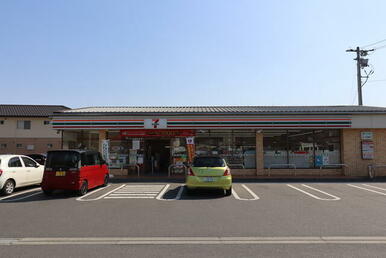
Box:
[1,0,385,108]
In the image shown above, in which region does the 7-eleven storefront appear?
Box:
[52,107,386,178]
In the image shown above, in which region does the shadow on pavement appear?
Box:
[0,185,108,203]
[180,188,228,200]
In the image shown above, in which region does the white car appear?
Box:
[0,155,44,195]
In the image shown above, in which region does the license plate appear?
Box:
[55,171,66,176]
[202,177,215,182]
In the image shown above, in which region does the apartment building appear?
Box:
[0,105,69,154]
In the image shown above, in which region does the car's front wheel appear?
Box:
[1,180,15,195]
[225,187,232,196]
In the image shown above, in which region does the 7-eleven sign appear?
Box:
[144,119,167,129]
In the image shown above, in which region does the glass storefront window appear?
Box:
[63,130,99,151]
[288,130,314,168]
[263,129,341,169]
[195,130,256,169]
[107,132,189,172]
[263,130,288,168]
[108,132,131,169]
[314,130,341,167]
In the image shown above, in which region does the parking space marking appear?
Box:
[156,184,184,201]
[362,184,386,192]
[155,184,170,200]
[104,196,154,199]
[175,185,184,200]
[0,187,41,202]
[233,184,260,201]
[347,184,386,196]
[0,192,42,202]
[76,184,126,202]
[287,184,340,201]
[103,184,165,199]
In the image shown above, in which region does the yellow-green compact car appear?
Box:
[186,156,232,196]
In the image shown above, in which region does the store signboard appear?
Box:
[361,141,374,160]
[361,132,373,140]
[120,129,195,138]
[144,119,167,129]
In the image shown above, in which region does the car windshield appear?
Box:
[46,151,80,168]
[193,157,225,167]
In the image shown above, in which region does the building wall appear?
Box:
[0,117,62,154]
[342,128,386,177]
[0,137,62,154]
[351,114,386,128]
[0,117,60,138]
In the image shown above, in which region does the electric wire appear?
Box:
[361,70,370,88]
[374,44,386,50]
[361,38,386,48]
[367,80,386,84]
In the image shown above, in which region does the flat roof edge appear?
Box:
[51,111,386,116]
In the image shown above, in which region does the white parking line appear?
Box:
[287,184,340,201]
[0,187,41,202]
[362,184,386,191]
[175,186,184,200]
[104,184,165,199]
[76,184,125,202]
[109,193,156,196]
[347,184,386,196]
[155,184,170,200]
[104,196,154,199]
[301,184,341,200]
[0,192,42,202]
[156,184,184,201]
[232,184,259,201]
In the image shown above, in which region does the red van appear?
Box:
[41,150,109,196]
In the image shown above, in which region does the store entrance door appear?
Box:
[145,139,171,175]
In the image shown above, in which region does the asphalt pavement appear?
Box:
[1,179,386,257]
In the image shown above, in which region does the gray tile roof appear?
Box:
[56,105,386,115]
[0,105,70,117]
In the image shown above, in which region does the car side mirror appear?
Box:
[100,160,106,166]
[34,164,40,168]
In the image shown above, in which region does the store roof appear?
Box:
[0,105,70,117]
[55,105,386,116]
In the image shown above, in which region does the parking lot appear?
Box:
[3,180,386,204]
[2,179,386,257]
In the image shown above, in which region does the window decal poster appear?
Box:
[361,141,374,160]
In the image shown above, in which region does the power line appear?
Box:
[361,38,386,48]
[374,44,386,50]
[367,80,386,84]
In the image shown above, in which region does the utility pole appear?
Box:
[346,47,374,105]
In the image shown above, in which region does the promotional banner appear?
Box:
[186,137,195,163]
[101,139,110,164]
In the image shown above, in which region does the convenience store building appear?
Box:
[51,106,386,178]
